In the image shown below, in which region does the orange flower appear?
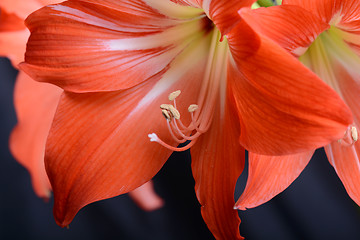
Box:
[2,0,163,210]
[21,0,353,238]
[234,0,360,211]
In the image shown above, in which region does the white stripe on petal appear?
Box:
[143,0,204,19]
[129,33,212,118]
[104,20,205,50]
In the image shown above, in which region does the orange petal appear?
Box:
[128,181,164,211]
[239,6,329,56]
[9,71,62,199]
[235,151,313,210]
[21,0,206,92]
[0,26,28,68]
[292,0,360,55]
[45,44,210,227]
[283,0,360,28]
[0,0,44,19]
[0,8,26,32]
[226,19,353,155]
[191,91,244,239]
[207,0,256,35]
[47,89,172,227]
[324,57,360,206]
[325,142,360,206]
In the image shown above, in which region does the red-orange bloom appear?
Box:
[3,0,163,210]
[21,0,353,238]
[234,0,360,211]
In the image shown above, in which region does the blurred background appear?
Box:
[1,57,360,239]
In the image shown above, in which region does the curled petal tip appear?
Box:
[233,204,246,211]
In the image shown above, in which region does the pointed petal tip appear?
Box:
[233,204,246,211]
[41,190,51,202]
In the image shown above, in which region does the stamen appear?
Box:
[161,110,171,121]
[148,27,228,152]
[338,125,358,146]
[160,104,180,120]
[351,126,358,142]
[148,92,205,151]
[188,104,198,112]
[168,90,181,101]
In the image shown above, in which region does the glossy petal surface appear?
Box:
[284,0,360,28]
[45,39,211,226]
[325,59,360,206]
[226,19,352,155]
[191,89,244,240]
[235,151,313,210]
[239,6,329,56]
[207,0,256,35]
[21,0,207,92]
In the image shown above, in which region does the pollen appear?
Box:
[148,91,208,152]
[160,104,180,120]
[339,125,358,146]
[161,109,171,120]
[188,104,198,112]
[168,90,181,101]
[351,126,358,142]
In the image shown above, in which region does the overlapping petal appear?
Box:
[284,0,360,55]
[239,6,329,56]
[206,0,256,35]
[191,88,244,240]
[45,33,213,226]
[283,0,360,30]
[324,59,360,206]
[20,0,208,92]
[235,151,313,210]
[226,19,352,155]
[9,72,62,199]
[238,1,360,209]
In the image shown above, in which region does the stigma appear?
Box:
[338,125,358,146]
[148,90,206,152]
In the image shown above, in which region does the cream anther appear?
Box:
[351,126,358,142]
[160,104,180,120]
[149,90,205,152]
[188,104,198,112]
[162,109,171,120]
[168,90,181,101]
[339,125,358,146]
[160,104,171,110]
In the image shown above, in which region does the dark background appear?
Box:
[1,57,360,239]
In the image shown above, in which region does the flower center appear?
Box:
[299,25,360,145]
[299,26,360,92]
[148,28,229,151]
